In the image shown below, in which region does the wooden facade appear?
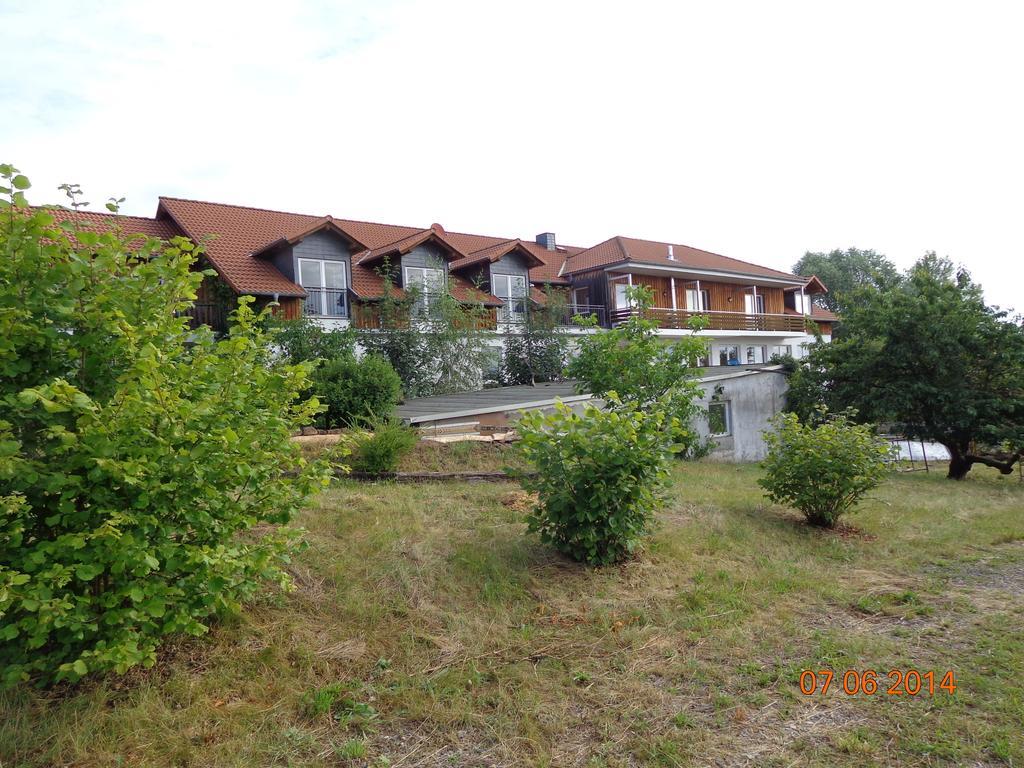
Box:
[609,273,785,314]
[601,271,813,332]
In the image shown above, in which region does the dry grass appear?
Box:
[295,434,525,474]
[2,461,1023,767]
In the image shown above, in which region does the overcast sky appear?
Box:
[2,0,1021,313]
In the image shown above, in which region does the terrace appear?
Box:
[610,306,808,333]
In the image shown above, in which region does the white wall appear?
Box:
[693,369,789,461]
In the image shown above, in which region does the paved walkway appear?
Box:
[397,381,588,424]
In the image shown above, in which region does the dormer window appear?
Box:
[404,266,445,316]
[298,258,348,317]
[493,273,528,323]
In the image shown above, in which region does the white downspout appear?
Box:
[695,279,702,310]
[670,277,677,311]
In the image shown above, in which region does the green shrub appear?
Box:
[566,285,709,457]
[269,316,356,364]
[758,410,893,528]
[312,354,401,428]
[515,396,678,565]
[0,168,328,687]
[349,415,419,474]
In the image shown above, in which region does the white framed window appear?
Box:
[572,287,590,308]
[717,345,740,366]
[493,273,528,323]
[298,258,348,317]
[708,401,731,436]
[771,344,793,358]
[685,288,710,311]
[744,292,766,314]
[794,293,812,315]
[404,266,445,315]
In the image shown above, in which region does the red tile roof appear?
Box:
[33,197,811,309]
[158,197,319,296]
[449,239,547,272]
[158,198,508,304]
[562,235,804,283]
[39,206,182,243]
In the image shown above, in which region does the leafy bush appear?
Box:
[269,316,356,364]
[312,354,401,428]
[758,410,893,528]
[358,326,433,399]
[0,168,328,687]
[515,396,679,565]
[566,285,709,457]
[349,415,419,474]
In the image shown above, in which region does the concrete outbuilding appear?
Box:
[694,366,789,462]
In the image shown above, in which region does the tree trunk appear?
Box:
[945,445,1022,479]
[946,446,972,480]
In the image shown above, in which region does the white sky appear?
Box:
[2,0,1021,313]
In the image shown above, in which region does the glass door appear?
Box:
[494,273,528,323]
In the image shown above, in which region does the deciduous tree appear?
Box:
[790,254,1024,479]
[793,248,900,315]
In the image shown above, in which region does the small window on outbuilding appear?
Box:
[708,401,731,437]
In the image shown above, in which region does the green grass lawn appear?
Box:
[3,461,1023,767]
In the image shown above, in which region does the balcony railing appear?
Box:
[303,287,349,319]
[497,301,607,328]
[610,307,808,333]
[497,297,529,324]
[351,302,498,330]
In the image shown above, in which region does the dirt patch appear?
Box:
[501,491,537,515]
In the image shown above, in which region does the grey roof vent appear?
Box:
[535,232,556,251]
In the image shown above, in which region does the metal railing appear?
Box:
[303,287,349,318]
[497,300,607,328]
[496,297,529,324]
[610,307,807,332]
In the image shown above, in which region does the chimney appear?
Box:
[667,244,675,260]
[535,232,556,251]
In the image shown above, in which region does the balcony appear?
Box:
[351,300,499,330]
[610,307,808,333]
[498,300,607,328]
[303,287,349,319]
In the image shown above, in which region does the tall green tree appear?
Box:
[793,248,901,315]
[791,254,1023,479]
